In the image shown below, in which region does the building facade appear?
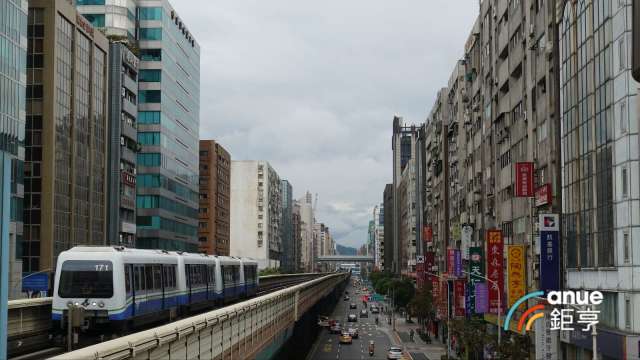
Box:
[373,204,384,271]
[391,116,417,275]
[107,42,138,247]
[298,191,314,272]
[291,199,302,272]
[197,140,230,256]
[24,0,109,275]
[135,0,201,252]
[383,184,394,272]
[230,160,282,269]
[1,0,27,315]
[280,179,296,272]
[75,0,136,40]
[399,157,416,277]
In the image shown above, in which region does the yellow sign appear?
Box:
[507,245,526,309]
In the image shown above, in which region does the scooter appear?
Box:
[368,341,375,356]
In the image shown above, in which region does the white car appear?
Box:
[387,346,403,359]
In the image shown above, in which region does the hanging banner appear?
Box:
[515,162,535,197]
[454,249,462,278]
[438,281,449,320]
[423,226,433,244]
[454,279,466,317]
[475,282,488,314]
[447,248,456,275]
[468,246,483,315]
[486,229,504,314]
[425,251,435,274]
[539,214,560,293]
[535,184,552,207]
[507,245,526,309]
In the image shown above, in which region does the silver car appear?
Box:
[387,346,403,359]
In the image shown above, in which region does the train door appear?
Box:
[133,265,145,315]
[125,264,134,317]
[186,264,193,304]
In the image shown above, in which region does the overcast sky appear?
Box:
[179,1,478,248]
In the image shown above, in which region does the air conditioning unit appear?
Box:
[529,23,535,38]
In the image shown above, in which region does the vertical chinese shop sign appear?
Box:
[468,247,483,315]
[507,245,526,309]
[515,162,534,197]
[454,279,466,317]
[486,230,504,314]
[539,214,560,293]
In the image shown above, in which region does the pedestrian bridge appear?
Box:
[316,255,374,262]
[49,273,348,360]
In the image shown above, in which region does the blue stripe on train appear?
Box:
[52,284,258,321]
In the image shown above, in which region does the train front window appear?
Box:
[58,260,114,298]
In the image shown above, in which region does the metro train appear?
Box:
[52,246,258,330]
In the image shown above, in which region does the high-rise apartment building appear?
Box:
[135,1,200,252]
[298,191,314,272]
[280,180,296,272]
[197,140,230,256]
[24,0,109,275]
[383,184,393,272]
[399,157,416,277]
[292,199,302,272]
[373,204,384,270]
[230,160,282,269]
[1,3,26,352]
[106,42,138,247]
[391,116,417,274]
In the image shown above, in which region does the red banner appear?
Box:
[454,279,466,317]
[486,230,504,314]
[535,184,552,207]
[515,162,534,197]
[439,281,448,319]
[423,226,433,244]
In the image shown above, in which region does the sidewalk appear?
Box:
[377,307,448,360]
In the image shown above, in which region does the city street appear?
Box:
[307,281,398,360]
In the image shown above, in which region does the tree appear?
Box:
[496,333,530,359]
[450,319,491,360]
[408,283,433,330]
[259,267,280,276]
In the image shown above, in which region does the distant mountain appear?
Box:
[336,244,357,256]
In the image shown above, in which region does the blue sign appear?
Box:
[22,273,49,292]
[540,230,559,293]
[454,249,462,278]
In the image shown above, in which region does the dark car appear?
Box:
[371,306,380,314]
[360,309,368,318]
[330,323,342,334]
[350,303,357,309]
[348,327,359,339]
[348,314,357,322]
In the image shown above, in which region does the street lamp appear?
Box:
[460,270,501,348]
[423,270,453,358]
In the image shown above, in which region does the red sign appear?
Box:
[423,226,433,244]
[486,230,504,314]
[438,281,448,319]
[454,279,466,317]
[535,184,552,207]
[416,261,425,288]
[76,14,95,37]
[515,162,534,197]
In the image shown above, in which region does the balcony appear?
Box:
[498,26,509,55]
[121,119,137,141]
[123,98,137,118]
[498,59,509,88]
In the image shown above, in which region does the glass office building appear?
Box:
[135,0,200,251]
[75,0,136,41]
[0,0,26,303]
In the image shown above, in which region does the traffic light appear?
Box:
[633,1,640,81]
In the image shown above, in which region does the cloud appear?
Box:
[175,0,479,248]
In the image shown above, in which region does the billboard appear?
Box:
[507,245,526,308]
[486,229,504,314]
[515,162,534,197]
[468,246,483,315]
[539,214,560,293]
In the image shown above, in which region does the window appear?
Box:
[82,14,105,28]
[58,260,113,298]
[620,100,627,133]
[625,297,631,329]
[600,292,618,328]
[76,0,105,4]
[139,69,161,82]
[199,222,207,229]
[624,232,630,263]
[140,28,162,40]
[622,166,628,198]
[137,153,161,166]
[138,132,160,145]
[619,39,626,70]
[139,7,163,20]
[139,90,161,103]
[140,49,161,61]
[138,111,160,124]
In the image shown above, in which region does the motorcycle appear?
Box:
[368,341,374,356]
[375,317,379,325]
